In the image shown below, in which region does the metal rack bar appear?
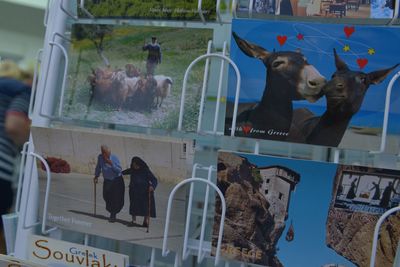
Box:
[174,253,181,267]
[29,152,58,235]
[197,166,215,264]
[84,234,89,246]
[249,0,254,18]
[22,154,40,230]
[59,0,78,20]
[370,70,400,154]
[15,142,30,214]
[254,141,260,155]
[178,53,241,136]
[232,0,238,18]
[182,164,199,261]
[212,41,228,134]
[216,0,223,25]
[29,49,43,119]
[333,149,340,164]
[198,0,206,24]
[43,0,51,27]
[39,40,69,119]
[162,178,226,266]
[197,41,213,133]
[388,0,400,25]
[369,205,400,267]
[79,0,94,18]
[150,248,156,267]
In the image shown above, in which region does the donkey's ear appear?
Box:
[333,48,349,71]
[367,64,399,85]
[232,32,271,61]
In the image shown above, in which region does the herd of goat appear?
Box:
[87,63,173,112]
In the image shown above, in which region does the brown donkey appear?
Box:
[229,32,327,140]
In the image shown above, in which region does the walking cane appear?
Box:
[94,178,97,215]
[147,186,151,233]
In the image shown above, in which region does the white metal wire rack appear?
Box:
[10,0,400,267]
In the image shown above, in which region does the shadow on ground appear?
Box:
[68,209,146,228]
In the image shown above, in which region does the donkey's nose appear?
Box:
[307,77,326,89]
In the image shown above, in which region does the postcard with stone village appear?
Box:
[31,126,194,252]
[79,0,219,21]
[225,19,400,151]
[212,151,400,266]
[62,23,213,131]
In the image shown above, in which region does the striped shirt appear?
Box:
[0,77,31,183]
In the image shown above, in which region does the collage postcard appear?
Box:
[212,151,400,266]
[236,0,395,18]
[31,126,194,253]
[225,19,400,150]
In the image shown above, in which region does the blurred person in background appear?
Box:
[0,60,32,254]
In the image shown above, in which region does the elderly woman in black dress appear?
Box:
[122,157,158,227]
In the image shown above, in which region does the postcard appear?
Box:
[27,234,129,267]
[31,126,194,252]
[0,254,46,267]
[225,19,400,150]
[79,0,219,21]
[235,0,374,17]
[327,165,400,267]
[236,0,276,15]
[212,151,400,266]
[62,23,213,131]
[371,0,395,18]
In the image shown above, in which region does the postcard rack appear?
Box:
[9,0,400,266]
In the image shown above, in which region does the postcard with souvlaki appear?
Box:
[212,151,400,266]
[31,126,195,252]
[62,23,213,131]
[224,19,400,151]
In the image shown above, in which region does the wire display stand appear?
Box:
[10,0,400,266]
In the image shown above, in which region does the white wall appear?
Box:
[31,127,194,184]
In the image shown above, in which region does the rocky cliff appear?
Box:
[326,209,400,267]
[212,152,285,266]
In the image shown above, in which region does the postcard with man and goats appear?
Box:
[31,126,194,252]
[79,0,219,21]
[62,23,213,131]
[224,19,400,151]
[212,151,400,266]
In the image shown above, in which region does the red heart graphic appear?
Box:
[277,35,287,46]
[344,26,355,38]
[242,124,252,135]
[357,58,368,69]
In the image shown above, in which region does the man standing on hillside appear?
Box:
[143,36,161,76]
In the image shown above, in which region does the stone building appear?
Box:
[259,165,300,222]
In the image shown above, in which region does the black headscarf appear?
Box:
[130,156,150,171]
